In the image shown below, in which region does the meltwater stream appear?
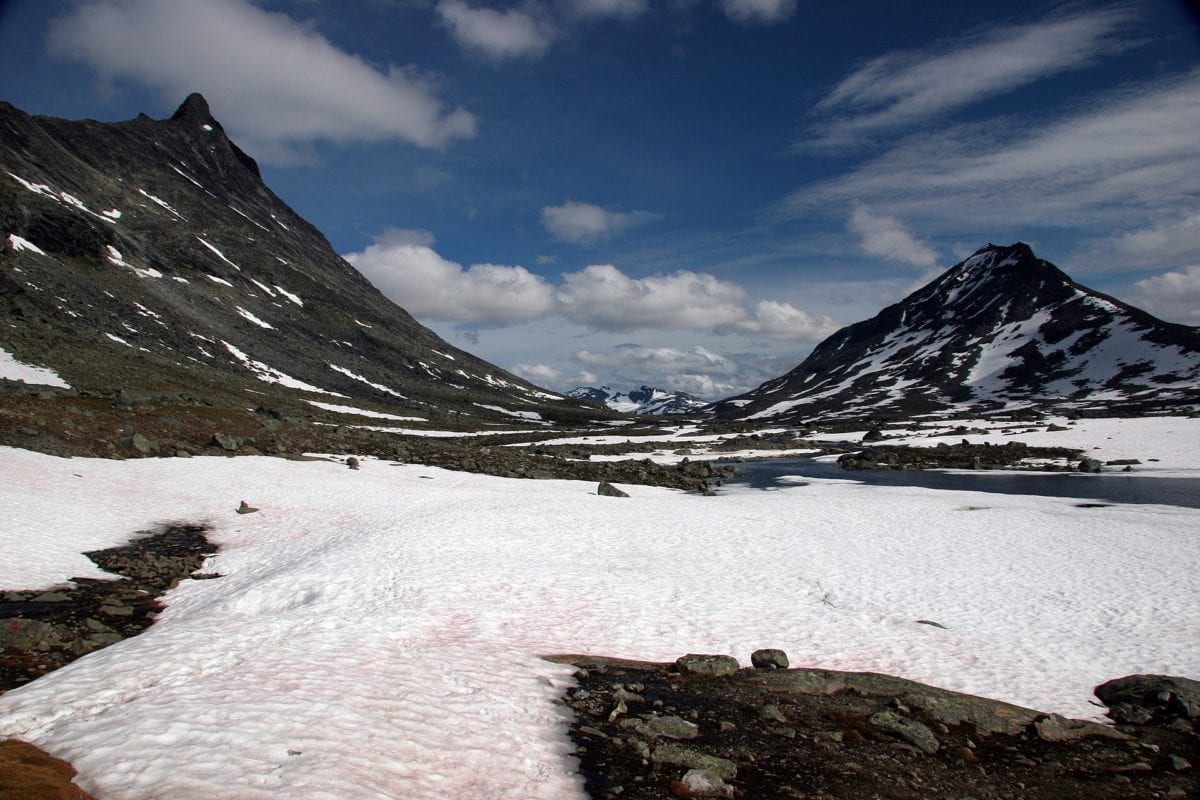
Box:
[726,458,1200,509]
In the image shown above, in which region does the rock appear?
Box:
[130,432,156,453]
[868,710,940,754]
[1077,457,1103,473]
[636,715,700,739]
[652,743,737,780]
[1095,674,1200,724]
[31,591,71,602]
[0,739,97,800]
[1033,713,1133,742]
[1166,754,1192,771]
[236,500,259,514]
[211,432,241,451]
[597,482,630,498]
[862,428,884,442]
[0,618,71,651]
[346,456,360,470]
[98,604,134,617]
[669,768,735,798]
[750,648,789,670]
[675,654,740,677]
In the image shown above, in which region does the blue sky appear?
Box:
[1,0,1198,398]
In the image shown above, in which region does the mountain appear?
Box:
[0,94,600,427]
[711,243,1200,422]
[568,385,708,415]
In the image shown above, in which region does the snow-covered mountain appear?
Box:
[711,243,1200,422]
[569,385,708,415]
[0,95,599,424]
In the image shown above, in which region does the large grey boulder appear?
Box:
[1095,674,1200,724]
[676,654,740,677]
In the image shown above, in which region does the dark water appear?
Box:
[725,458,1200,509]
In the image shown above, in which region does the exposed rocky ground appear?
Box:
[0,523,215,693]
[552,653,1200,800]
[836,441,1087,472]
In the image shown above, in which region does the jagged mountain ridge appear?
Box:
[711,243,1200,422]
[0,95,600,424]
[568,385,708,415]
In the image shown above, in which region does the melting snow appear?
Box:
[170,165,203,188]
[137,189,186,221]
[0,440,1195,798]
[196,237,241,270]
[7,234,46,255]
[274,285,303,306]
[224,341,341,395]
[235,307,273,329]
[205,275,233,287]
[105,333,131,347]
[0,347,70,388]
[327,364,405,398]
[305,401,426,422]
[475,403,545,421]
[102,208,121,220]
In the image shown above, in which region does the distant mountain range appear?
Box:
[711,243,1200,422]
[0,94,603,426]
[569,385,708,415]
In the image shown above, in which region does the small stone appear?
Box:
[99,604,134,617]
[597,481,629,498]
[668,768,735,798]
[236,500,259,514]
[637,715,700,739]
[758,704,788,723]
[32,591,71,602]
[346,456,360,470]
[131,432,156,453]
[212,432,241,451]
[675,654,739,677]
[652,743,737,781]
[1165,754,1192,771]
[750,648,789,670]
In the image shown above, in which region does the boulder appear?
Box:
[1095,674,1200,724]
[597,482,629,498]
[750,648,789,670]
[676,654,740,677]
[868,709,940,754]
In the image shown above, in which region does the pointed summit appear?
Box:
[171,92,213,123]
[711,243,1200,421]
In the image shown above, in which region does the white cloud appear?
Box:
[847,203,938,268]
[557,265,749,330]
[47,0,476,163]
[510,363,597,387]
[808,5,1138,147]
[574,344,742,396]
[786,70,1200,236]
[344,230,555,324]
[1128,265,1200,325]
[1092,211,1200,271]
[541,201,658,243]
[719,0,796,25]
[436,0,554,61]
[732,300,838,340]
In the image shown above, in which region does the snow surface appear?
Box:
[0,347,70,388]
[305,400,425,422]
[0,431,1197,799]
[7,233,47,255]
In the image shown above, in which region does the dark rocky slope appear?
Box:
[711,243,1200,424]
[0,95,603,427]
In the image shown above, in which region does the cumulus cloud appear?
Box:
[1128,266,1200,325]
[807,5,1138,147]
[719,0,797,25]
[557,265,749,330]
[436,0,554,61]
[847,203,938,268]
[47,0,476,163]
[344,229,555,324]
[733,300,838,339]
[541,201,658,243]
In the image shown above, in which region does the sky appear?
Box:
[1,0,1198,398]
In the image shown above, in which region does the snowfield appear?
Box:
[1,432,1199,799]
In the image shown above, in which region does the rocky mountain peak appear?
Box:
[170,92,214,123]
[711,243,1200,422]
